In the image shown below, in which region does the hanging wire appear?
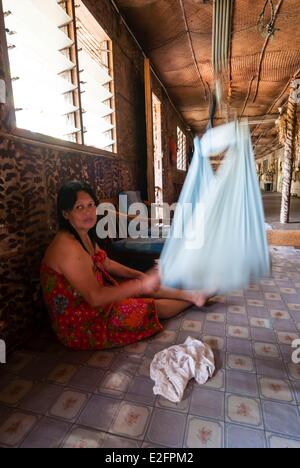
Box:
[257,0,279,37]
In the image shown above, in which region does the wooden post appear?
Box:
[280,80,299,224]
[144,58,155,203]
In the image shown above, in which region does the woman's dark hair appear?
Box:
[57,181,98,253]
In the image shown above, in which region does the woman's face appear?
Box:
[64,191,97,232]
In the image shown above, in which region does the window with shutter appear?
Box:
[2,0,116,152]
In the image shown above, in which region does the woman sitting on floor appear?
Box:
[41,181,208,350]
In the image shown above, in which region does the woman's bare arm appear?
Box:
[56,241,158,308]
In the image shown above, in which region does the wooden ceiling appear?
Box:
[113,0,300,158]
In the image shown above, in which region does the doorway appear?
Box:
[152,93,164,220]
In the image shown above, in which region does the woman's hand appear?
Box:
[135,260,160,281]
[140,269,161,295]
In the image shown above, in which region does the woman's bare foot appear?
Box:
[188,291,208,307]
[149,286,217,306]
[185,289,217,307]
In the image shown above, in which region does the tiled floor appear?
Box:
[1,246,300,448]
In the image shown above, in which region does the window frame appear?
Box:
[0,0,117,156]
[176,126,187,172]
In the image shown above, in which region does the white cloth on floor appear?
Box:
[150,337,215,403]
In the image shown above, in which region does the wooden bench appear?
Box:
[267,230,300,248]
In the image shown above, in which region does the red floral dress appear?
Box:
[40,249,162,350]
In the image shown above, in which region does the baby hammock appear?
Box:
[160,121,270,293]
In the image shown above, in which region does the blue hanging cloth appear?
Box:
[160,121,270,293]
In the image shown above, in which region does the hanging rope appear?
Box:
[252,0,283,103]
[257,0,278,37]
